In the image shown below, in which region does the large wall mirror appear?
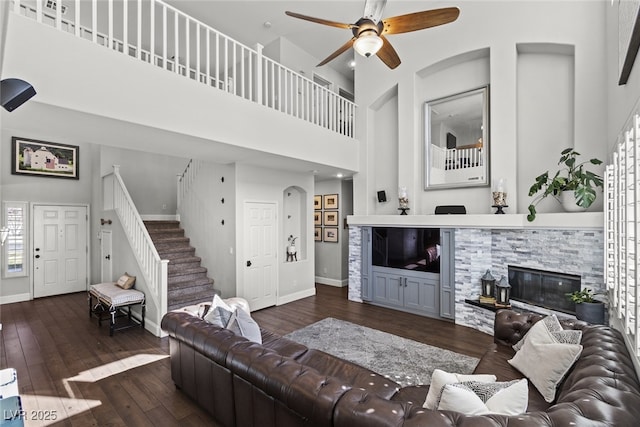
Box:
[424,86,489,190]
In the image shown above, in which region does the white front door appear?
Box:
[100,230,112,282]
[33,205,88,298]
[243,202,277,311]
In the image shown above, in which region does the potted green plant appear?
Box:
[566,288,605,324]
[526,148,604,222]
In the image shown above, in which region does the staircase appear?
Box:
[144,220,217,312]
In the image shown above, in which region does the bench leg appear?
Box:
[109,307,116,336]
[141,303,146,330]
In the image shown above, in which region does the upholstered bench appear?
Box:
[88,282,145,336]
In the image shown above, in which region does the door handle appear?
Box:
[246,260,252,267]
[105,255,111,260]
[35,255,40,259]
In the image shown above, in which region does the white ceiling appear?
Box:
[163,0,448,78]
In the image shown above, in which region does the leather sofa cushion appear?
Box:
[296,349,400,399]
[391,384,429,406]
[261,329,309,359]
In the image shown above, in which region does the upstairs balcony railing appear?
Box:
[12,0,356,137]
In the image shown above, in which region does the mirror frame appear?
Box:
[424,85,490,190]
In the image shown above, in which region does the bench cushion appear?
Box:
[90,282,144,308]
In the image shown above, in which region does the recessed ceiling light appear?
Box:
[337,173,344,178]
[348,60,356,69]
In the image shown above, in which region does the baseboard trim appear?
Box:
[277,287,316,305]
[145,318,165,338]
[0,293,31,305]
[140,214,178,221]
[315,277,348,287]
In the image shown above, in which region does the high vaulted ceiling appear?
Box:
[164,0,448,78]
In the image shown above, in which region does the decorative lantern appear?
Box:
[480,269,496,303]
[495,275,512,307]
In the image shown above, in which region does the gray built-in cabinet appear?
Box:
[360,227,455,320]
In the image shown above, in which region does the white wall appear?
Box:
[0,129,98,300]
[353,1,607,217]
[269,37,355,98]
[178,161,237,298]
[100,146,188,215]
[608,2,640,146]
[235,164,315,304]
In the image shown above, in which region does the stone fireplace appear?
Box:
[348,214,605,335]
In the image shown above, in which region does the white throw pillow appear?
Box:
[203,305,234,327]
[203,295,234,326]
[437,378,528,415]
[512,315,581,352]
[226,307,262,344]
[508,338,582,403]
[423,369,497,410]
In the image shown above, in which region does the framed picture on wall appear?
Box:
[323,227,338,243]
[314,211,322,226]
[323,211,339,226]
[11,136,79,179]
[323,194,338,210]
[314,195,322,210]
[314,227,322,241]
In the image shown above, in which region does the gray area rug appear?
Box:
[284,317,479,387]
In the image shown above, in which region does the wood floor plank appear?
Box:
[0,284,493,426]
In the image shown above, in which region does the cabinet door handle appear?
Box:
[404,277,408,287]
[399,277,403,286]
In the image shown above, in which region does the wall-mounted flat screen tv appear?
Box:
[372,227,440,273]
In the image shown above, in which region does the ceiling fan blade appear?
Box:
[318,38,357,66]
[362,0,387,23]
[285,11,354,30]
[377,35,401,69]
[382,7,460,35]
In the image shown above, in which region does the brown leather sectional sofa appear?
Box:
[161,309,640,426]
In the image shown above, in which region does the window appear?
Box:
[607,110,640,358]
[2,202,28,278]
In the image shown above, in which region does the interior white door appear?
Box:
[100,230,112,282]
[243,202,277,311]
[33,205,88,298]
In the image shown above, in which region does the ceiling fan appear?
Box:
[285,0,460,70]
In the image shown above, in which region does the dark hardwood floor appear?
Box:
[0,284,492,426]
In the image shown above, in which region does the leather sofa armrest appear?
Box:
[493,309,544,346]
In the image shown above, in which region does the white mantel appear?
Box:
[347,212,603,230]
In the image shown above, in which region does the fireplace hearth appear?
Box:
[508,266,581,314]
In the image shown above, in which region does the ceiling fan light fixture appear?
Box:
[353,31,383,58]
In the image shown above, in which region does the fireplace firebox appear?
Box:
[508,266,581,314]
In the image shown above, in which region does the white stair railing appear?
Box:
[103,165,169,316]
[177,159,200,210]
[13,0,356,137]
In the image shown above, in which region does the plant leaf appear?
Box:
[575,186,596,207]
[527,205,536,222]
